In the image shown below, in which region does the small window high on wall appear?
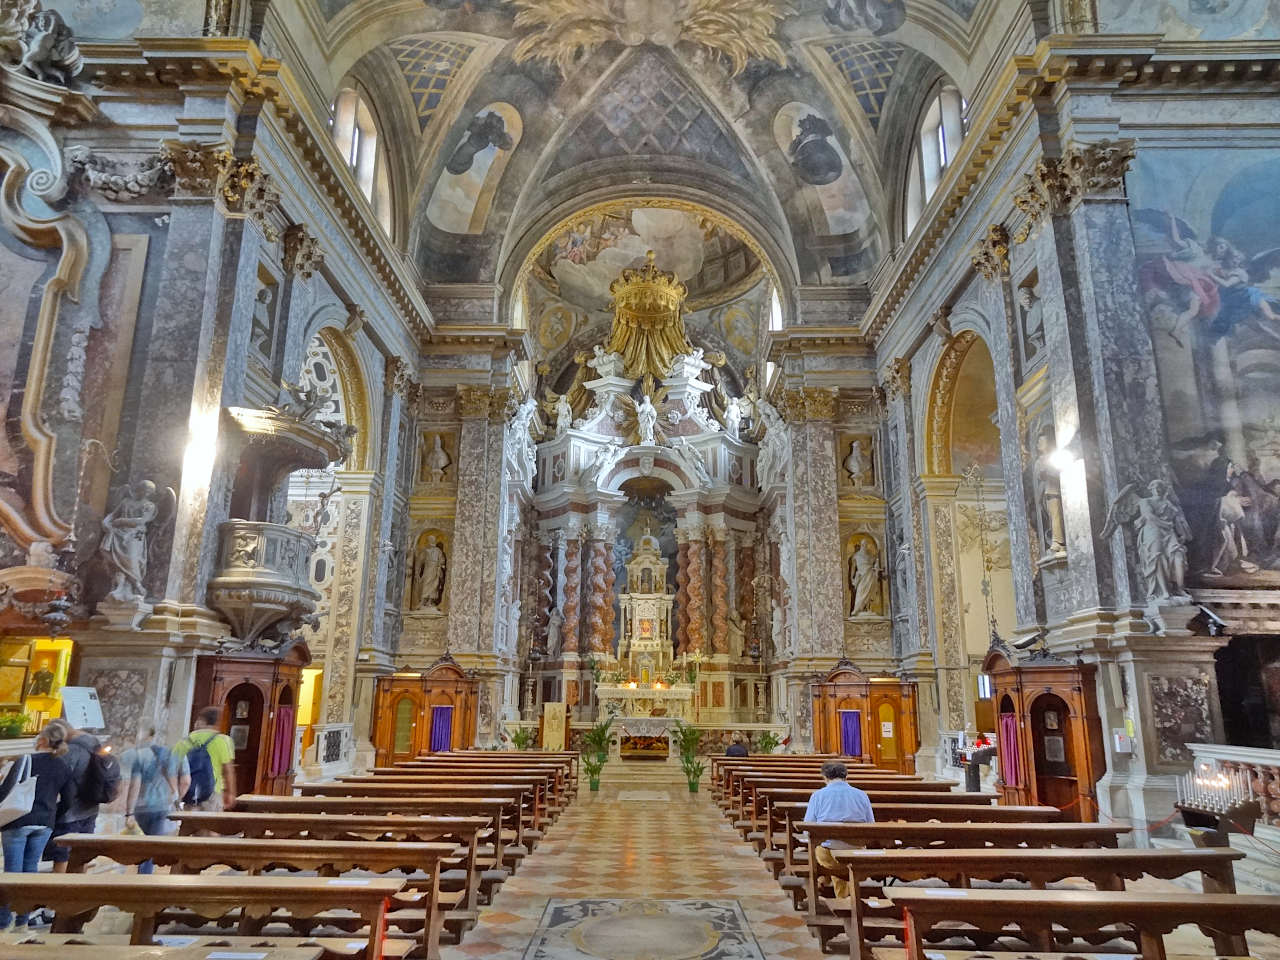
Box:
[904,84,965,237]
[331,87,392,236]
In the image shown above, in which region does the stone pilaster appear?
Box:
[446,386,496,653]
[917,476,968,733]
[323,471,377,723]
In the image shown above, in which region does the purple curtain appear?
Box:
[840,710,862,758]
[270,705,295,776]
[429,706,454,753]
[998,713,1020,786]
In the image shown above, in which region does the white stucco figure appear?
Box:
[554,393,573,437]
[844,439,867,486]
[636,394,658,445]
[723,396,743,440]
[100,480,159,602]
[849,538,880,617]
[587,344,625,378]
[426,435,451,483]
[415,535,447,610]
[675,437,713,485]
[1101,479,1193,604]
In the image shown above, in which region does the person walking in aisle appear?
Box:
[46,720,109,873]
[122,725,190,873]
[172,707,236,812]
[0,722,72,929]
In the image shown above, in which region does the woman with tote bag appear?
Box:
[0,722,72,929]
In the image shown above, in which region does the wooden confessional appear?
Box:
[811,661,920,773]
[983,645,1106,821]
[191,637,310,797]
[372,655,479,766]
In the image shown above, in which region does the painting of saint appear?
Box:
[1130,151,1280,585]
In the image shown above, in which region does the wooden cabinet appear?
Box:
[372,656,478,766]
[811,661,919,773]
[983,645,1106,821]
[192,638,310,798]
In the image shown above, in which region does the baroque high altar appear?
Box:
[523,253,779,727]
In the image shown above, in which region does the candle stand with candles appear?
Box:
[1175,761,1262,847]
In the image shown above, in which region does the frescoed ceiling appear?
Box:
[309,0,978,298]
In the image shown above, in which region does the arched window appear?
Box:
[904,84,966,237]
[331,87,392,236]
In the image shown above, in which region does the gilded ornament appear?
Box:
[163,140,233,198]
[282,224,324,279]
[605,250,695,382]
[972,224,1010,280]
[221,157,280,240]
[507,0,791,77]
[1012,141,1134,243]
[883,356,911,400]
[925,331,977,474]
[457,385,493,419]
[64,146,173,202]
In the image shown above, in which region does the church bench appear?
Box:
[411,751,579,787]
[0,944,324,960]
[353,770,564,825]
[885,888,1280,960]
[231,795,525,875]
[824,846,1246,959]
[298,780,546,839]
[728,775,940,826]
[714,760,879,798]
[57,834,461,960]
[867,951,1250,960]
[0,873,403,957]
[371,763,569,810]
[169,811,491,917]
[722,770,935,814]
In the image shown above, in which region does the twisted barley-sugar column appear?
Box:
[585,537,610,655]
[675,538,690,655]
[560,533,582,654]
[737,539,755,625]
[686,536,708,654]
[710,533,729,654]
[600,541,616,655]
[533,537,554,646]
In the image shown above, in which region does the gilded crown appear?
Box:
[609,250,688,316]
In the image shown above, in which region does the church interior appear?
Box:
[4,0,1280,955]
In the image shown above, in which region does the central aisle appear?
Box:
[440,775,826,959]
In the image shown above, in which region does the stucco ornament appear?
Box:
[674,437,713,485]
[553,393,573,437]
[1101,479,1193,604]
[16,6,82,85]
[586,345,625,379]
[507,0,789,76]
[99,480,169,602]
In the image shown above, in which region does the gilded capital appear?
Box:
[163,140,233,198]
[883,356,911,401]
[221,157,280,240]
[385,356,417,397]
[282,224,324,279]
[456,385,492,419]
[802,386,837,422]
[972,224,1010,280]
[1062,139,1135,200]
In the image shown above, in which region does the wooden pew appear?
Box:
[232,795,525,875]
[0,874,403,957]
[170,811,492,916]
[368,763,568,812]
[832,846,1245,958]
[297,780,546,841]
[0,946,323,960]
[350,770,562,829]
[723,771,936,817]
[57,834,460,960]
[407,751,579,791]
[885,888,1279,960]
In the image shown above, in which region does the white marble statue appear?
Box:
[636,394,658,445]
[844,439,867,486]
[1101,478,1193,604]
[554,393,573,438]
[582,440,624,485]
[100,480,160,602]
[849,538,880,617]
[426,435,451,484]
[547,605,563,656]
[754,399,789,491]
[415,535,447,610]
[587,345,625,379]
[1034,428,1066,555]
[675,437,713,485]
[1019,285,1046,356]
[723,396,743,441]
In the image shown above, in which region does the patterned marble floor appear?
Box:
[445,771,1280,960]
[440,779,825,960]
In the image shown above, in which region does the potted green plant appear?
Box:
[583,755,604,791]
[0,713,29,739]
[582,716,614,763]
[755,730,781,755]
[509,726,537,750]
[681,755,706,792]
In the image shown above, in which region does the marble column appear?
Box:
[737,533,756,627]
[560,526,583,655]
[584,527,614,657]
[675,535,691,655]
[710,527,730,655]
[533,531,554,655]
[686,530,708,654]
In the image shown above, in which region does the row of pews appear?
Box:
[0,749,577,960]
[712,754,1280,960]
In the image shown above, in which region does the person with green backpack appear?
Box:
[171,706,236,811]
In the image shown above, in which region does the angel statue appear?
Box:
[586,344,625,379]
[1100,479,1193,604]
[100,480,170,603]
[636,394,658,445]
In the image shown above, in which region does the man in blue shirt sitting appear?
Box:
[803,760,874,900]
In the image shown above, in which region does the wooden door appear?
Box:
[225,681,265,799]
[1030,692,1079,820]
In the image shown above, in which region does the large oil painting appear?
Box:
[1129,150,1280,587]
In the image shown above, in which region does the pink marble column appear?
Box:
[686,534,708,654]
[560,532,582,654]
[675,537,690,655]
[710,531,729,654]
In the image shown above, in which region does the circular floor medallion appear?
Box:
[567,904,721,960]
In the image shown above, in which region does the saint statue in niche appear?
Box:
[1018,285,1045,358]
[414,535,447,611]
[425,435,451,484]
[848,538,881,617]
[1034,427,1067,557]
